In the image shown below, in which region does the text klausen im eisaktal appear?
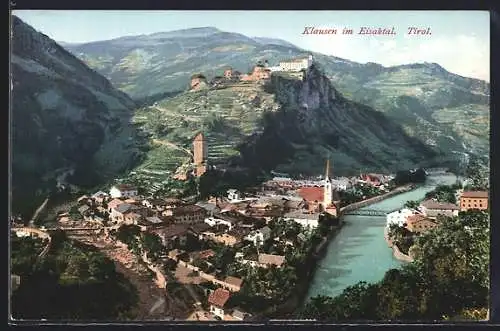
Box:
[302,26,431,36]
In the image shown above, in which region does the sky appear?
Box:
[13,10,490,81]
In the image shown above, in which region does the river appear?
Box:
[306,173,458,299]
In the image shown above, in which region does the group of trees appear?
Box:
[393,168,427,186]
[113,224,166,263]
[227,263,299,314]
[300,209,489,321]
[219,218,320,314]
[198,169,265,200]
[339,183,385,207]
[11,232,138,320]
[387,223,415,255]
[464,155,489,191]
[424,184,460,204]
[403,200,420,209]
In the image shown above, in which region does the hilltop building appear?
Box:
[193,132,208,177]
[277,54,314,72]
[223,68,242,80]
[240,63,271,82]
[224,68,233,79]
[190,73,208,91]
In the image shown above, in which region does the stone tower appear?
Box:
[193,132,208,177]
[193,133,207,164]
[323,159,333,207]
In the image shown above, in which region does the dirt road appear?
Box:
[152,138,193,157]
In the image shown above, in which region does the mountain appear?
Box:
[129,64,443,187]
[10,16,146,216]
[63,28,490,161]
[320,60,490,159]
[252,37,299,48]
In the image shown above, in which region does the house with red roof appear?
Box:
[405,214,438,233]
[208,288,231,319]
[460,191,488,211]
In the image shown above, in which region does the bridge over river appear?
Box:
[343,208,400,217]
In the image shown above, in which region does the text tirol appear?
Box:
[407,27,431,35]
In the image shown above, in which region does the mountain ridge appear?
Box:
[11,16,145,216]
[62,26,489,161]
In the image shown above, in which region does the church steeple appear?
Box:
[324,158,333,207]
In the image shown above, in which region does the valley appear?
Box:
[10,13,490,323]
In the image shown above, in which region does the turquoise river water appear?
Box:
[306,174,458,299]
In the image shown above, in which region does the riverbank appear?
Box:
[304,174,457,308]
[267,184,420,318]
[264,219,346,319]
[383,226,414,263]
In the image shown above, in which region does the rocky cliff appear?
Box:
[11,16,145,216]
[238,65,441,175]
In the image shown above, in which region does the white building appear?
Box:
[331,177,352,191]
[244,226,271,246]
[267,65,281,72]
[15,230,31,238]
[284,211,319,229]
[386,208,420,228]
[279,55,313,72]
[204,216,234,230]
[109,184,138,199]
[227,189,241,202]
[419,200,460,219]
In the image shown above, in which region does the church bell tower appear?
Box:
[323,159,333,208]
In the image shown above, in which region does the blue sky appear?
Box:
[13,10,490,81]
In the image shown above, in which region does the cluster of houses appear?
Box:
[263,172,392,193]
[70,183,305,320]
[54,166,398,320]
[386,190,489,234]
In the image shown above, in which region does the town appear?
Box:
[12,122,488,320]
[10,11,491,323]
[10,53,490,322]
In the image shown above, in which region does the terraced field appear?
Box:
[133,83,274,170]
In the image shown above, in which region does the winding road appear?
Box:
[29,197,50,226]
[152,138,193,157]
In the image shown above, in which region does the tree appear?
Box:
[394,168,426,186]
[425,185,457,204]
[141,232,165,262]
[404,200,420,209]
[88,253,115,280]
[300,295,335,320]
[301,209,489,321]
[465,156,488,190]
[115,224,141,245]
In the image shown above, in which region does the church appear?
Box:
[297,159,339,217]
